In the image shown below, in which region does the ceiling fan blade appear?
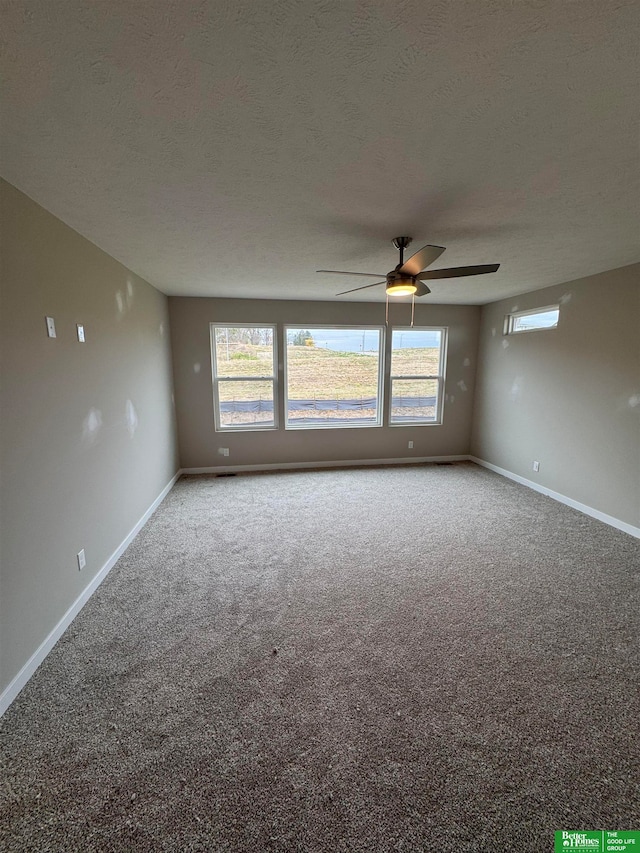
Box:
[400,245,446,276]
[336,281,386,295]
[417,263,500,280]
[317,269,386,278]
[414,281,431,297]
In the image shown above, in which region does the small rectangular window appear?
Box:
[285,326,384,428]
[506,305,559,334]
[211,325,277,431]
[389,327,446,425]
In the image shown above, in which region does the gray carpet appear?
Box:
[1,462,639,852]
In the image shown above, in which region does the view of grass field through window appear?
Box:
[390,328,444,423]
[211,325,445,429]
[213,326,276,428]
[286,328,383,426]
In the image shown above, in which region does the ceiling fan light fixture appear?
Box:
[386,279,417,296]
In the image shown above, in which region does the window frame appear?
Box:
[505,305,560,335]
[210,323,278,433]
[284,324,385,430]
[388,326,447,427]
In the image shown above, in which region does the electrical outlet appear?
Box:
[408,441,414,449]
[77,549,86,571]
[218,447,230,457]
[533,461,540,472]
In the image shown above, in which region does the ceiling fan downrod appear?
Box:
[392,236,412,267]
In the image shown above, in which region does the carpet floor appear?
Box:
[1,462,639,852]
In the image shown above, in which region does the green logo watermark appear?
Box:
[554,831,640,852]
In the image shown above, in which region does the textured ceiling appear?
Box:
[2,0,639,304]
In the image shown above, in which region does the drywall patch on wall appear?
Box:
[81,408,103,445]
[116,280,135,318]
[509,378,523,402]
[125,399,138,437]
[115,290,125,316]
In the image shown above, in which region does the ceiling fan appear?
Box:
[317,236,500,297]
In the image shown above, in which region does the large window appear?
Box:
[389,327,446,425]
[211,325,277,431]
[285,326,384,428]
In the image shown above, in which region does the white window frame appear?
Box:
[505,305,559,335]
[210,324,278,432]
[388,326,447,427]
[284,325,385,430]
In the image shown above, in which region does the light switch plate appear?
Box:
[46,316,56,338]
[77,324,85,342]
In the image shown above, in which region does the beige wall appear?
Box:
[471,264,640,528]
[169,297,480,469]
[0,180,179,695]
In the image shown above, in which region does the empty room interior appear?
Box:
[1,1,639,851]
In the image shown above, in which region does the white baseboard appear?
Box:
[0,470,181,718]
[181,455,469,475]
[469,456,640,540]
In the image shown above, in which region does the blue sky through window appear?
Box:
[287,328,441,353]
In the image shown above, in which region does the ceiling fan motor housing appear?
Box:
[387,270,414,285]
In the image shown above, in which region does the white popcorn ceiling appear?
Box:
[1,0,639,304]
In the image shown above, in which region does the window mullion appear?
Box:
[390,374,439,381]
[217,375,274,382]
